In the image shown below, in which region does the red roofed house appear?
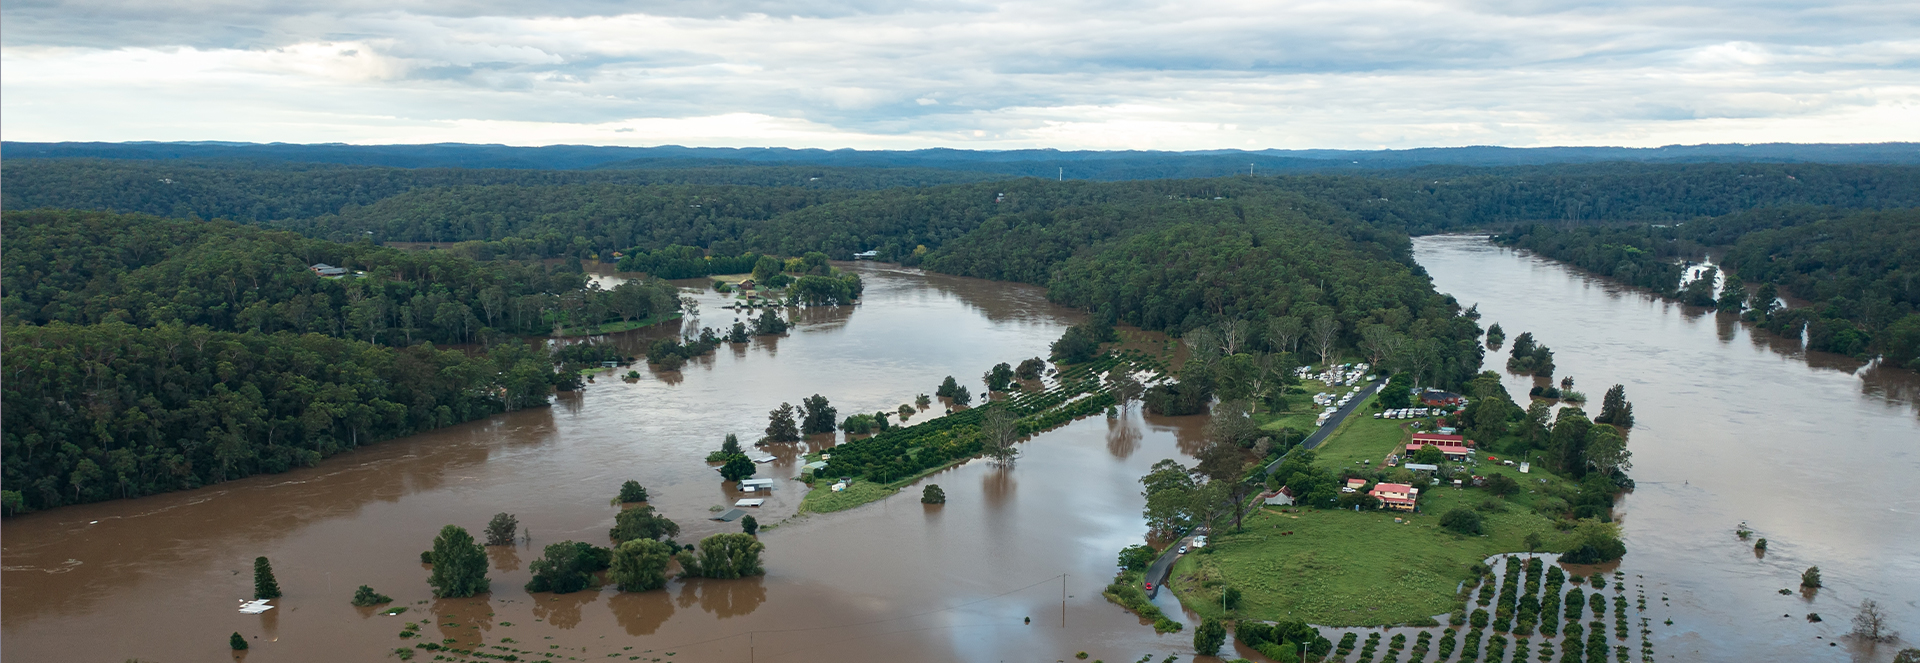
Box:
[1406,433,1473,460]
[1343,478,1367,493]
[1420,390,1465,407]
[1369,482,1419,511]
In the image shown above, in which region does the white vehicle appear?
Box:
[1191,536,1208,548]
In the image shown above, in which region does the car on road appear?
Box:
[1178,545,1188,554]
[1143,581,1154,591]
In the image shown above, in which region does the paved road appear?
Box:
[1147,377,1385,599]
[1141,529,1200,599]
[1264,376,1386,476]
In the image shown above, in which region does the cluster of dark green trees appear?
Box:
[1498,206,1920,368]
[0,210,667,513]
[4,210,682,343]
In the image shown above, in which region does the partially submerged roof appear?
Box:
[712,508,747,522]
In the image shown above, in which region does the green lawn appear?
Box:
[1307,395,1411,468]
[1255,379,1341,433]
[1168,490,1575,627]
[1167,403,1583,627]
[798,480,899,514]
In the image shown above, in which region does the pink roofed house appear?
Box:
[1343,478,1367,493]
[1369,482,1419,511]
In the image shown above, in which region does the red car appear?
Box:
[1144,581,1155,591]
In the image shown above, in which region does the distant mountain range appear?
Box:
[6,141,1917,180]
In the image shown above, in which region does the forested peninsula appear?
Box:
[1497,207,1920,367]
[6,158,1919,515]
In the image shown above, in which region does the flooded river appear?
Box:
[6,242,1916,663]
[1415,235,1920,662]
[1,263,1211,663]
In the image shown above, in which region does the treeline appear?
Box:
[0,322,570,513]
[16,159,1918,264]
[1717,208,1920,365]
[1271,162,1920,234]
[1496,206,1920,367]
[0,158,996,224]
[3,210,682,345]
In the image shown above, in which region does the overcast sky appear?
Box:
[2,0,1916,150]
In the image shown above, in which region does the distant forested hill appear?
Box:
[0,158,998,223]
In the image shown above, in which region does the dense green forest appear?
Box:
[1496,207,1920,367]
[9,159,1919,261]
[0,158,995,225]
[1,321,569,513]
[3,210,683,343]
[0,210,681,513]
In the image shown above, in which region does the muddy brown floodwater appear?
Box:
[1416,235,1920,662]
[2,263,1215,663]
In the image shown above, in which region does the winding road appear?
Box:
[1143,376,1387,598]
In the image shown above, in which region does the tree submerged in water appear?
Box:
[426,525,490,598]
[485,512,519,545]
[921,484,946,504]
[525,541,612,594]
[1801,566,1822,589]
[763,403,801,443]
[351,584,393,607]
[253,556,282,600]
[230,632,249,651]
[675,533,766,579]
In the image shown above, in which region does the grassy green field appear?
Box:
[1308,396,1411,468]
[797,479,900,514]
[1168,404,1582,627]
[1255,379,1348,433]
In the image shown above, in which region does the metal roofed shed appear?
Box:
[711,508,747,522]
[238,599,275,614]
[734,498,766,507]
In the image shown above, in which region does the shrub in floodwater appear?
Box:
[485,513,519,546]
[1753,538,1768,552]
[352,584,393,606]
[253,556,282,600]
[617,480,650,503]
[1590,575,1606,590]
[1193,618,1227,656]
[230,632,249,651]
[922,484,946,504]
[1801,566,1822,588]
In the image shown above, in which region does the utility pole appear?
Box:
[1061,574,1067,627]
[1058,167,1063,181]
